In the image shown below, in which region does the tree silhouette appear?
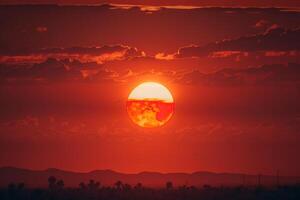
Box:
[8,183,16,191]
[166,181,173,190]
[134,182,143,190]
[203,184,212,190]
[178,184,188,191]
[17,182,25,190]
[114,180,123,190]
[87,179,100,190]
[56,179,64,189]
[123,183,132,191]
[48,176,57,190]
[1,178,300,200]
[79,182,86,189]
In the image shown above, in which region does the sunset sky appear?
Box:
[0,1,300,177]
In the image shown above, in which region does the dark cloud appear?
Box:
[0,45,145,65]
[0,45,141,56]
[178,63,300,86]
[253,19,272,29]
[0,58,115,83]
[0,45,144,61]
[176,27,300,58]
[2,57,299,85]
[1,5,300,55]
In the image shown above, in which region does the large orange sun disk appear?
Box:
[126,82,174,128]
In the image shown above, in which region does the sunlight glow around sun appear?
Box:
[127,82,174,128]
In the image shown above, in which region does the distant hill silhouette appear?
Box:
[0,167,299,188]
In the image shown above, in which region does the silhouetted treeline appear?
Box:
[0,176,300,200]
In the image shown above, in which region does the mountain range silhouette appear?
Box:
[0,167,299,188]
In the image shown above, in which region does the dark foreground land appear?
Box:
[1,177,300,200]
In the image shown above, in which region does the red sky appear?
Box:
[0,3,300,176]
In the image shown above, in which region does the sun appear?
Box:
[126,82,174,128]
